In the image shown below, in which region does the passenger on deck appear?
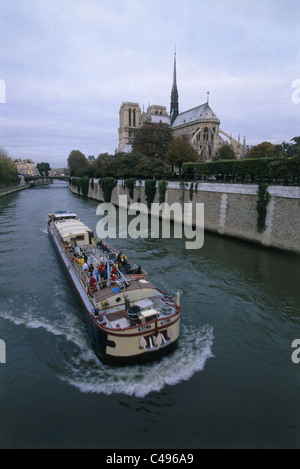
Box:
[93,263,100,282]
[102,242,108,252]
[89,274,98,292]
[124,294,130,312]
[132,265,142,274]
[117,251,125,264]
[124,261,131,274]
[98,263,105,279]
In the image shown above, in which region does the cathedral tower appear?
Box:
[118,102,141,151]
[170,48,179,124]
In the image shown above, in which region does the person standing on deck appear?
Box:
[124,294,130,312]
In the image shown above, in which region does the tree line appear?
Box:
[68,122,199,179]
[67,122,300,182]
[183,138,300,183]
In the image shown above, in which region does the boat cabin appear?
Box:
[54,218,94,246]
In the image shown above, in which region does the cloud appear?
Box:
[0,0,299,166]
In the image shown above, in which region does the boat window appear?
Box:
[115,297,121,303]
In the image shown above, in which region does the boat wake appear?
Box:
[0,293,214,398]
[58,323,214,398]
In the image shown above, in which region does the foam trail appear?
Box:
[0,305,88,351]
[59,324,214,397]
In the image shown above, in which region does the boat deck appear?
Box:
[49,219,177,330]
[91,278,157,305]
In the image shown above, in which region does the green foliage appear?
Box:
[69,176,89,196]
[246,142,276,159]
[0,148,19,187]
[125,178,136,199]
[145,179,157,208]
[36,162,51,176]
[256,183,271,232]
[165,134,199,173]
[268,155,300,183]
[132,122,173,160]
[79,176,90,197]
[99,177,117,202]
[72,151,171,180]
[189,182,194,201]
[183,158,274,177]
[213,144,236,160]
[182,137,300,184]
[67,150,87,176]
[158,180,168,204]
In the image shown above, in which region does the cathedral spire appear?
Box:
[170,46,179,125]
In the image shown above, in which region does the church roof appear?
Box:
[172,102,219,128]
[150,114,171,125]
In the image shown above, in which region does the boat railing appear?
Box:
[51,221,148,300]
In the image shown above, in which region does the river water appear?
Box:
[0,180,299,449]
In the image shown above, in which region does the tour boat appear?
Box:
[48,211,181,365]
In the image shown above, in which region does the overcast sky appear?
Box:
[0,0,299,168]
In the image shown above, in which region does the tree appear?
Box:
[114,152,141,179]
[0,148,19,187]
[165,134,199,174]
[67,150,87,176]
[246,141,275,159]
[278,137,300,158]
[95,153,116,177]
[213,144,236,160]
[36,162,51,176]
[132,122,173,160]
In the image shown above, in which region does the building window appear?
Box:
[204,127,209,142]
[129,108,131,126]
[133,108,136,127]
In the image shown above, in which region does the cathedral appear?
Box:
[118,52,246,160]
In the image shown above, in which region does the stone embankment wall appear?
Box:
[0,180,53,197]
[69,180,300,253]
[0,184,30,197]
